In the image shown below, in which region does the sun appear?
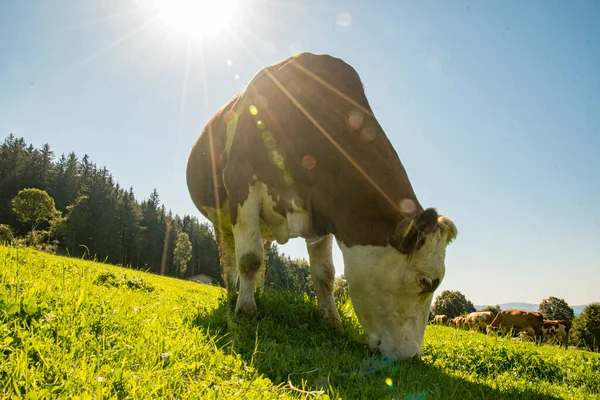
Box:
[154,0,239,38]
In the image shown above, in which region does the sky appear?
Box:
[1,0,598,306]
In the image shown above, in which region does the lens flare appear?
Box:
[301,155,317,170]
[385,377,393,387]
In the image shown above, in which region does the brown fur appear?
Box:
[487,310,544,342]
[186,52,432,248]
[451,316,466,328]
[432,315,448,325]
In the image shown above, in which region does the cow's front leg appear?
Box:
[232,186,264,315]
[307,234,342,327]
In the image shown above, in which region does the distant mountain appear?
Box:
[475,302,586,317]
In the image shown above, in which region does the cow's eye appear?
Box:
[418,274,439,293]
[419,275,432,289]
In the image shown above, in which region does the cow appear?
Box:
[543,320,571,349]
[486,310,544,343]
[432,315,448,325]
[451,316,466,328]
[465,311,495,332]
[186,52,458,361]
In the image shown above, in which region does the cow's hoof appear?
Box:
[235,303,257,316]
[322,311,343,329]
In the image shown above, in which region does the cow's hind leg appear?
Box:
[253,239,271,294]
[214,230,238,295]
[306,234,342,327]
[232,186,264,315]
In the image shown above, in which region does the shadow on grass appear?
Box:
[187,290,561,400]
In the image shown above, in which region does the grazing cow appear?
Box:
[543,320,571,349]
[451,316,466,328]
[186,52,458,361]
[465,311,495,332]
[486,310,544,343]
[432,315,448,325]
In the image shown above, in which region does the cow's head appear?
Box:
[342,208,457,360]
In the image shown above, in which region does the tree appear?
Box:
[265,244,313,294]
[539,296,575,323]
[571,303,600,352]
[480,305,502,315]
[174,232,192,277]
[0,224,14,244]
[64,195,91,255]
[333,274,348,298]
[432,290,476,319]
[11,188,58,242]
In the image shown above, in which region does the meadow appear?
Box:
[1,245,598,399]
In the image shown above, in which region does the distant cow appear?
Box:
[543,320,571,349]
[432,315,448,325]
[465,311,495,332]
[486,310,544,343]
[451,316,466,328]
[186,52,458,361]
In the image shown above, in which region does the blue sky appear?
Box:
[1,0,598,306]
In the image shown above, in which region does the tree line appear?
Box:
[0,134,312,291]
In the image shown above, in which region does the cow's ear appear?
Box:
[437,215,458,245]
[390,208,439,255]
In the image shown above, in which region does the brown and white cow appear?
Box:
[451,316,466,328]
[486,310,544,343]
[465,311,495,332]
[186,53,458,361]
[543,320,571,349]
[432,315,449,325]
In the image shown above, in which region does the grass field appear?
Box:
[1,245,599,399]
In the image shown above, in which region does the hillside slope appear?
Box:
[1,246,599,399]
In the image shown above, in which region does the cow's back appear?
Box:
[490,309,543,335]
[187,53,424,244]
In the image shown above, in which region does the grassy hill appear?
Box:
[1,245,599,399]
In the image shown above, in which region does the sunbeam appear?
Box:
[69,15,160,71]
[64,6,148,32]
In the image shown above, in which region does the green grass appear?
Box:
[1,245,599,399]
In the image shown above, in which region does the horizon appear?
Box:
[1,1,598,306]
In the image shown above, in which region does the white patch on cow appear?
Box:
[339,220,450,360]
[259,183,310,244]
[466,311,494,330]
[543,322,568,344]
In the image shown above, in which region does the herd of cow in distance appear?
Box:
[431,310,571,348]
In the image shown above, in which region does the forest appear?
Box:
[0,134,312,292]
